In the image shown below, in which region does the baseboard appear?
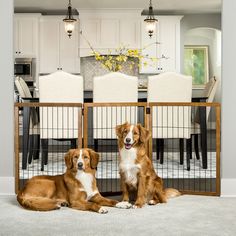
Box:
[221,178,236,197]
[0,177,15,195]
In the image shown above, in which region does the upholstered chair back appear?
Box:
[93,72,138,139]
[148,72,193,139]
[39,71,83,139]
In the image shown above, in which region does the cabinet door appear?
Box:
[158,16,182,72]
[80,19,100,48]
[18,18,37,57]
[59,22,80,73]
[120,19,141,48]
[100,19,119,48]
[14,18,19,56]
[39,19,60,73]
[140,19,158,74]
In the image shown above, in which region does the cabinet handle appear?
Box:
[15,52,18,54]
[19,51,21,54]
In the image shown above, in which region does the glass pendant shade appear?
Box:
[144,0,158,38]
[63,0,77,38]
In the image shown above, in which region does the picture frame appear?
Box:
[184,45,209,89]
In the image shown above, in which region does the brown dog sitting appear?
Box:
[17,148,131,213]
[116,122,181,208]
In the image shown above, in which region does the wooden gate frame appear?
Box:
[14,102,220,196]
[14,102,83,193]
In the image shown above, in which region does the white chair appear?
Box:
[15,76,40,169]
[93,72,138,150]
[191,77,219,165]
[39,71,83,170]
[148,72,193,170]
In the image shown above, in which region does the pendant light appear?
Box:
[144,0,158,38]
[63,0,77,38]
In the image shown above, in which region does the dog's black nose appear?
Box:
[126,138,131,143]
[78,162,83,168]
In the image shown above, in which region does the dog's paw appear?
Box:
[132,204,143,209]
[148,200,157,205]
[98,207,108,214]
[60,202,69,207]
[116,201,132,209]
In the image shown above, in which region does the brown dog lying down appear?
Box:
[116,122,181,208]
[17,148,131,213]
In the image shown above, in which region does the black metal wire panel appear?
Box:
[85,104,146,193]
[15,102,220,195]
[150,104,219,194]
[17,104,82,190]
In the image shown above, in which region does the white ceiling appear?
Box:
[14,0,222,14]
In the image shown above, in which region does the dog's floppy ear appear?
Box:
[87,149,99,169]
[116,122,128,138]
[64,149,76,169]
[137,124,151,143]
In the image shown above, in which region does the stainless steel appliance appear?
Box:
[14,58,36,96]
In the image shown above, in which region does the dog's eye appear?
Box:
[134,132,138,135]
[84,156,88,160]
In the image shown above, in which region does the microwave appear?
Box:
[14,58,32,77]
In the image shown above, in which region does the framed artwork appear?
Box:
[184,45,209,88]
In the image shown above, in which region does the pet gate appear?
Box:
[15,102,221,196]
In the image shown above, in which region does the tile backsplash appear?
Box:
[80,56,149,90]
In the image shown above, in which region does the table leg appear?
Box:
[22,106,30,169]
[199,106,208,169]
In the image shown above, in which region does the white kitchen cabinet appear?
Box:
[120,19,141,48]
[80,19,101,49]
[14,14,40,58]
[39,16,80,74]
[100,19,120,48]
[140,16,183,74]
[79,11,141,56]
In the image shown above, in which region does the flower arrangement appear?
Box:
[80,31,164,72]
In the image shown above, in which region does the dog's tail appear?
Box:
[17,190,60,211]
[163,188,181,199]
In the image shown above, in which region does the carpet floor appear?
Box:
[0,195,235,236]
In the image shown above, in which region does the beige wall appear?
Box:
[0,0,14,193]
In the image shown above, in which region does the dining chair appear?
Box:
[14,76,40,169]
[39,71,83,171]
[148,72,193,170]
[191,77,219,167]
[93,72,138,150]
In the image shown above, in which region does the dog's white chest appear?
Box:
[119,147,140,186]
[76,172,98,200]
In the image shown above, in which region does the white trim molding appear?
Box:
[0,177,15,195]
[221,178,236,197]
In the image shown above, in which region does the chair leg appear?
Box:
[71,139,77,149]
[194,134,200,160]
[156,139,160,160]
[186,139,191,171]
[33,134,40,160]
[179,138,184,165]
[28,134,40,164]
[94,139,98,152]
[159,139,164,164]
[28,135,34,164]
[41,139,48,171]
